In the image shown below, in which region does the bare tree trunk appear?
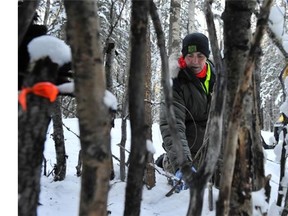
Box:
[217,0,273,215]
[281,175,288,216]
[277,127,287,206]
[104,40,116,181]
[120,108,128,181]
[217,0,255,214]
[254,60,263,130]
[103,0,128,92]
[51,97,67,181]
[119,30,131,182]
[18,58,62,216]
[123,1,149,215]
[64,1,111,216]
[105,42,115,92]
[168,0,181,56]
[144,25,155,189]
[252,60,267,193]
[43,0,51,26]
[187,0,196,33]
[76,149,82,177]
[19,103,51,216]
[229,127,253,215]
[204,0,226,191]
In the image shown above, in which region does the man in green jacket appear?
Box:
[157,32,216,191]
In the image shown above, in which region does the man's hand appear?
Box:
[173,166,197,193]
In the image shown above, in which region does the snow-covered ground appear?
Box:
[37,118,285,216]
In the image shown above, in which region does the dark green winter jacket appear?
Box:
[160,61,216,173]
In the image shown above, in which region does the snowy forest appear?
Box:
[18,0,288,216]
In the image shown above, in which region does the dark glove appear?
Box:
[173,166,196,193]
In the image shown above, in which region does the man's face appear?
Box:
[184,52,207,74]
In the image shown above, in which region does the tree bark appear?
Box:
[64,1,111,215]
[168,0,181,56]
[144,25,155,189]
[187,0,196,33]
[281,169,288,216]
[18,57,60,216]
[123,1,149,215]
[120,110,128,181]
[119,32,131,182]
[76,149,82,177]
[252,59,266,193]
[105,41,115,92]
[277,127,287,206]
[217,0,273,215]
[51,97,67,181]
[230,127,253,215]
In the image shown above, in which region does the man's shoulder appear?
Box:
[206,60,217,86]
[172,74,188,94]
[172,77,182,92]
[172,72,193,94]
[207,60,216,75]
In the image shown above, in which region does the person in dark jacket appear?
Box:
[157,32,216,191]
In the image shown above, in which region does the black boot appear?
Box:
[155,153,165,168]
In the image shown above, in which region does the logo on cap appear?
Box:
[188,45,197,54]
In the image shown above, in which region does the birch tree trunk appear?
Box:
[119,31,131,182]
[64,1,112,216]
[168,0,181,56]
[119,102,128,181]
[119,72,130,182]
[188,0,196,33]
[144,24,155,189]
